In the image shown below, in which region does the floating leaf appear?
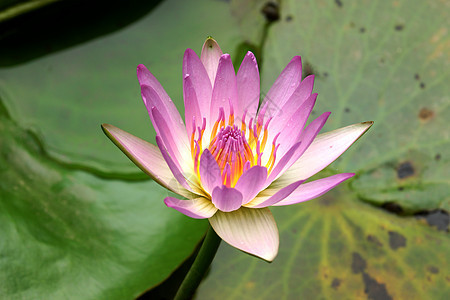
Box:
[0,108,208,299]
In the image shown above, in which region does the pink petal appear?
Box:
[101,124,192,198]
[209,54,238,128]
[201,37,223,86]
[273,173,355,206]
[150,106,190,171]
[183,74,202,137]
[211,185,243,212]
[234,166,268,204]
[245,179,304,208]
[164,197,217,219]
[183,48,212,119]
[266,75,315,143]
[209,207,279,262]
[155,136,192,192]
[137,66,187,140]
[236,51,260,122]
[267,112,330,184]
[274,93,317,158]
[199,149,222,194]
[276,122,374,185]
[259,56,302,121]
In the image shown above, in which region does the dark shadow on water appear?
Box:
[0,0,163,66]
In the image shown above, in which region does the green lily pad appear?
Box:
[259,0,449,212]
[0,0,242,176]
[193,0,449,299]
[0,107,207,299]
[196,188,449,299]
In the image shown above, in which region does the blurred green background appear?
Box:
[0,0,448,299]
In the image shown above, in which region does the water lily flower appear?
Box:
[102,38,372,262]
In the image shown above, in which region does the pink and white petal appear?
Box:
[101,124,192,198]
[151,107,192,172]
[209,207,279,262]
[183,48,213,119]
[235,166,268,204]
[155,136,192,192]
[274,93,317,158]
[267,112,330,184]
[209,54,238,128]
[273,173,355,206]
[164,197,217,219]
[277,122,374,186]
[199,149,222,195]
[211,186,243,212]
[260,56,302,120]
[236,51,260,122]
[268,75,315,137]
[183,74,203,137]
[266,141,302,184]
[141,85,190,151]
[201,37,223,86]
[245,179,304,208]
[137,67,187,141]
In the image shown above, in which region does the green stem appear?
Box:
[174,225,221,300]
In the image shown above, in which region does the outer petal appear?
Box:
[245,179,304,208]
[211,186,243,212]
[273,173,355,206]
[276,122,374,186]
[267,112,330,184]
[183,74,203,137]
[274,93,317,158]
[234,166,268,204]
[183,48,212,119]
[151,106,191,171]
[209,54,238,128]
[236,51,260,122]
[155,136,192,192]
[259,56,302,122]
[201,37,223,86]
[209,207,279,262]
[101,124,192,198]
[164,197,217,219]
[137,66,187,143]
[199,149,222,195]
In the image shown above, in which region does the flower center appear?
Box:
[190,105,280,187]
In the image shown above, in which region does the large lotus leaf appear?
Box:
[196,188,449,299]
[0,0,242,176]
[0,108,208,299]
[258,0,449,212]
[193,0,449,299]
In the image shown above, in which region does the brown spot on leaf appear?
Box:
[335,0,343,7]
[420,82,426,89]
[381,202,403,214]
[360,27,366,33]
[418,107,434,122]
[414,73,420,80]
[285,15,293,22]
[427,266,439,274]
[367,235,383,247]
[344,107,350,113]
[331,278,342,290]
[261,1,280,22]
[303,61,315,79]
[416,210,449,231]
[362,272,393,300]
[351,252,367,274]
[395,24,404,31]
[397,161,415,179]
[435,153,441,161]
[388,231,407,250]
